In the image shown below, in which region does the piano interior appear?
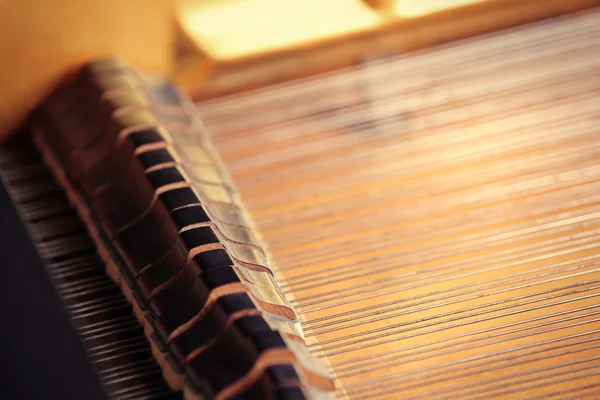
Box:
[1,1,600,399]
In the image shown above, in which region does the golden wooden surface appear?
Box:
[0,0,175,139]
[198,9,600,399]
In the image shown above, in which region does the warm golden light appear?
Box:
[179,0,379,60]
[394,0,485,17]
[178,0,495,61]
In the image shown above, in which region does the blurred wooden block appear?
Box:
[174,0,598,98]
